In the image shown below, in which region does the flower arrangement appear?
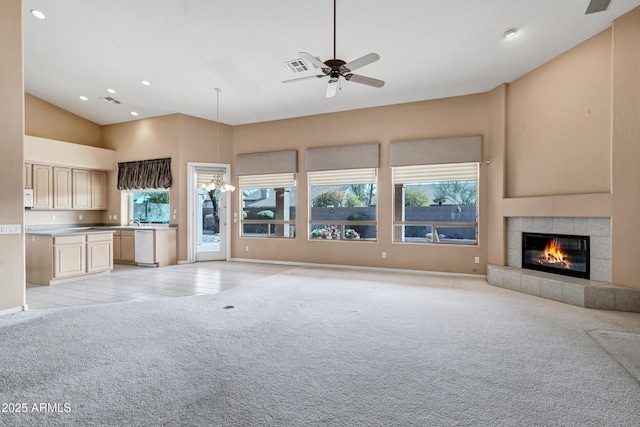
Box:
[344,228,360,239]
[311,225,340,239]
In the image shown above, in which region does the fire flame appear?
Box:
[542,239,570,269]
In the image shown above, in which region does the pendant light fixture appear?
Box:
[202,88,235,192]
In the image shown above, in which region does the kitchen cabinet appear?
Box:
[113,230,136,264]
[91,170,107,210]
[72,169,107,210]
[26,231,114,285]
[86,233,113,273]
[53,166,72,209]
[24,163,32,189]
[53,235,85,278]
[32,164,53,209]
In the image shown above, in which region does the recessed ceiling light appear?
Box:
[140,80,150,86]
[79,96,88,101]
[107,88,116,94]
[130,112,139,116]
[503,28,518,39]
[30,9,46,19]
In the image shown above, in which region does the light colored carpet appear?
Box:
[1,264,640,426]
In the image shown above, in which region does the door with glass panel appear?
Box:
[191,165,230,261]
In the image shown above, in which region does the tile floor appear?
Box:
[26,261,291,310]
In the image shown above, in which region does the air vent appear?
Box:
[285,58,310,74]
[101,96,122,105]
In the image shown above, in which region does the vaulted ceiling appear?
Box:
[22,0,640,126]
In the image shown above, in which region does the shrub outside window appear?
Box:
[309,168,377,241]
[393,163,478,245]
[240,173,296,238]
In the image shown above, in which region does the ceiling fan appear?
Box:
[283,0,384,98]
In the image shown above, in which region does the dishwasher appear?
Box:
[134,230,155,267]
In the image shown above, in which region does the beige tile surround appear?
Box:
[488,217,640,312]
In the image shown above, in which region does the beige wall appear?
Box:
[611,7,640,288]
[25,94,103,147]
[506,29,612,198]
[231,95,490,274]
[0,0,26,313]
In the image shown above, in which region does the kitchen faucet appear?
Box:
[131,218,141,227]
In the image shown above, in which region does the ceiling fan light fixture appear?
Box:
[503,28,518,39]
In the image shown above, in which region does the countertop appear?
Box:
[25,225,177,237]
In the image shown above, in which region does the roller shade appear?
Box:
[238,173,296,189]
[305,143,379,172]
[197,168,228,187]
[390,135,482,167]
[308,168,377,186]
[393,163,479,184]
[236,150,297,176]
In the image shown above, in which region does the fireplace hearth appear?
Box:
[522,232,590,279]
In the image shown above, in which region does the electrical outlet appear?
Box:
[51,214,56,221]
[382,252,387,259]
[475,256,480,264]
[79,214,83,220]
[0,224,21,234]
[108,215,112,220]
[245,245,249,252]
[113,215,117,220]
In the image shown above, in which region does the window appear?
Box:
[239,173,296,238]
[129,190,170,224]
[393,163,478,244]
[309,168,377,241]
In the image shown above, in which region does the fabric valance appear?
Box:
[305,143,379,172]
[389,135,482,167]
[236,150,297,176]
[117,157,172,190]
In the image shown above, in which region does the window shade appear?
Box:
[236,150,297,175]
[196,168,229,187]
[117,157,172,190]
[393,163,479,184]
[238,173,296,188]
[305,143,379,171]
[389,135,482,166]
[308,168,377,186]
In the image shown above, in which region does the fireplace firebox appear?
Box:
[522,232,590,279]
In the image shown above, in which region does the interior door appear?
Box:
[188,164,230,262]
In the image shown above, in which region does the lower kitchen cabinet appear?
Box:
[113,230,136,264]
[26,231,114,285]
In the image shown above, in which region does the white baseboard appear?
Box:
[0,305,28,317]
[230,257,486,279]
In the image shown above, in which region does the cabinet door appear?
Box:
[53,236,86,278]
[113,235,121,261]
[120,231,135,261]
[91,170,107,209]
[53,167,72,209]
[32,164,52,209]
[72,169,91,209]
[86,234,113,273]
[24,163,32,189]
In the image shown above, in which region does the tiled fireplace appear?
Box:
[487,217,640,313]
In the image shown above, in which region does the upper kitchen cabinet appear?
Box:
[53,166,72,209]
[32,163,53,209]
[72,169,107,210]
[25,135,116,211]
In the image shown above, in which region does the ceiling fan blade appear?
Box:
[282,74,326,84]
[585,0,611,14]
[299,52,330,72]
[344,74,385,88]
[341,53,380,73]
[326,78,339,98]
